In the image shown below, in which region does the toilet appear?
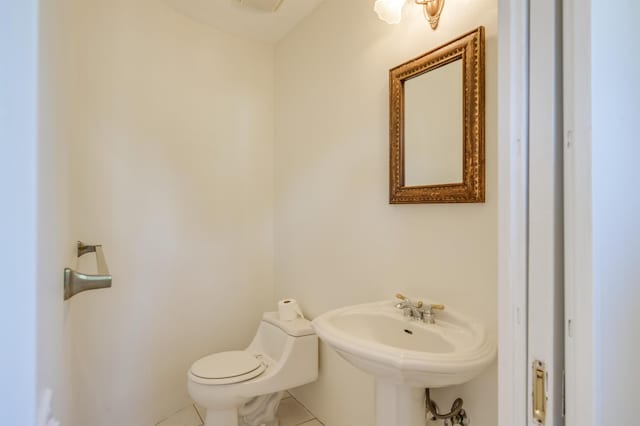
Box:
[188,312,318,426]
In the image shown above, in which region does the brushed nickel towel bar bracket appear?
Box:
[63,241,112,301]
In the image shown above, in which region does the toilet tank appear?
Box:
[251,312,315,362]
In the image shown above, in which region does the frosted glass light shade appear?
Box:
[374,0,406,24]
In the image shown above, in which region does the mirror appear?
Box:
[389,27,485,204]
[404,59,463,186]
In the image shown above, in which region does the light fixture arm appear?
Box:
[414,0,445,30]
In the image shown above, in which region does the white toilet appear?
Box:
[187,312,318,426]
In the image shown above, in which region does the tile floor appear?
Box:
[155,393,323,426]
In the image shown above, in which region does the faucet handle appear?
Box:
[422,303,445,324]
[396,294,427,308]
[394,294,412,315]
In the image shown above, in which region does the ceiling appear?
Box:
[163,0,326,43]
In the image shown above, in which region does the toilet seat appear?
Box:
[190,351,267,385]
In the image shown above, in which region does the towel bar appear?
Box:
[64,241,112,300]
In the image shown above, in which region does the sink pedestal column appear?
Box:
[375,382,425,426]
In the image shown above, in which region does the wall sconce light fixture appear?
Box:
[374,0,445,29]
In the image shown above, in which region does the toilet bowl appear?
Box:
[188,312,318,426]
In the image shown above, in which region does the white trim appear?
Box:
[563,1,595,425]
[527,0,564,424]
[497,1,529,425]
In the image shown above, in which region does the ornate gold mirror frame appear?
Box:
[389,27,485,204]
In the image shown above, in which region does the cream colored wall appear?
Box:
[66,1,275,424]
[37,0,80,424]
[37,0,497,423]
[274,1,497,425]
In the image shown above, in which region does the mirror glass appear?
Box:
[403,59,463,186]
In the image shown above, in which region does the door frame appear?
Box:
[527,0,564,423]
[497,0,529,425]
[499,1,597,426]
[562,0,595,425]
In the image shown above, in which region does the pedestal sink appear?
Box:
[312,300,496,426]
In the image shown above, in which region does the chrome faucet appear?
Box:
[420,303,446,324]
[395,293,423,318]
[395,294,445,324]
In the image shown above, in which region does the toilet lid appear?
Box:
[190,351,266,383]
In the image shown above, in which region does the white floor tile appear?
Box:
[298,420,323,426]
[277,397,314,426]
[156,405,203,426]
[193,403,206,422]
[162,396,319,426]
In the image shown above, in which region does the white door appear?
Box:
[0,2,40,425]
[528,0,565,425]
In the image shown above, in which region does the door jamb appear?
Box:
[499,0,597,424]
[562,1,595,425]
[497,0,529,425]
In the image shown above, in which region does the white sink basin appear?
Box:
[312,300,496,388]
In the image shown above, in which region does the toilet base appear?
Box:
[239,391,286,426]
[203,391,285,426]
